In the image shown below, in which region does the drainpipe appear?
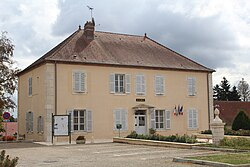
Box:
[54,61,57,115]
[207,73,211,129]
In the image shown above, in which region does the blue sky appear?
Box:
[1,0,250,88]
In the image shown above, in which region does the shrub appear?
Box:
[219,137,250,149]
[2,136,16,141]
[0,150,19,167]
[126,131,197,143]
[149,128,156,135]
[232,111,250,130]
[201,130,212,134]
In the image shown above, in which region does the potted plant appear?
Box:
[76,136,86,144]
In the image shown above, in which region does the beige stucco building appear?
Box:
[18,19,214,142]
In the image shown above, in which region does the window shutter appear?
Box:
[40,116,44,133]
[165,110,170,129]
[80,72,86,92]
[67,109,74,132]
[37,116,40,133]
[86,110,93,132]
[121,109,128,130]
[193,109,198,128]
[113,109,120,130]
[188,109,193,129]
[26,112,29,132]
[30,112,34,132]
[125,74,131,94]
[192,78,196,95]
[135,75,140,94]
[141,75,146,95]
[28,77,32,96]
[150,109,155,129]
[73,72,80,92]
[110,74,115,93]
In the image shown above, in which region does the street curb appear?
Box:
[192,146,249,153]
[173,157,250,167]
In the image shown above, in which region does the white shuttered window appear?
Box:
[109,74,130,94]
[188,109,198,129]
[113,109,128,131]
[155,75,165,95]
[188,77,196,96]
[67,109,92,132]
[135,74,146,95]
[73,71,86,93]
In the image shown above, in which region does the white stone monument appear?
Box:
[210,108,225,145]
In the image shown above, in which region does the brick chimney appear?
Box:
[83,18,95,40]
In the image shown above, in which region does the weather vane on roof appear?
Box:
[87,5,94,19]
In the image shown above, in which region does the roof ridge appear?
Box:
[146,36,215,72]
[95,30,144,38]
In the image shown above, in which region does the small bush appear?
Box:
[201,130,212,134]
[232,111,250,130]
[2,136,16,141]
[126,131,138,138]
[0,150,19,167]
[149,128,156,135]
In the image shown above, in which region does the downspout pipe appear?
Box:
[54,61,57,115]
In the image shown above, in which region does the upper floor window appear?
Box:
[155,75,165,95]
[135,74,146,95]
[26,111,33,133]
[28,77,32,96]
[73,71,86,93]
[187,77,196,96]
[188,108,198,129]
[109,74,130,94]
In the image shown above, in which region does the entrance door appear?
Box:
[135,110,146,134]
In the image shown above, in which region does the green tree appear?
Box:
[229,86,241,101]
[0,32,19,111]
[232,111,250,130]
[238,78,250,101]
[213,77,240,101]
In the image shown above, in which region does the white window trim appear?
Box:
[155,109,165,130]
[67,109,92,132]
[135,74,146,96]
[187,108,198,130]
[155,75,165,95]
[73,109,86,131]
[110,73,131,94]
[72,70,87,94]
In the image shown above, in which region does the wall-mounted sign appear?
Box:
[136,98,145,102]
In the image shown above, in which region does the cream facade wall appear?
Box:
[18,63,212,142]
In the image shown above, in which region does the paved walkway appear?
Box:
[1,142,219,167]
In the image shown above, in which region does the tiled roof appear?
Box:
[18,29,214,75]
[214,101,250,125]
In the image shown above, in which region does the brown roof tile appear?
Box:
[18,29,214,75]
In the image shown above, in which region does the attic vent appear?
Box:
[73,55,77,59]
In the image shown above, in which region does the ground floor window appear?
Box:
[26,111,33,133]
[113,109,128,131]
[188,108,198,129]
[151,109,171,130]
[37,116,44,133]
[67,109,92,132]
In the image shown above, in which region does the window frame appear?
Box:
[115,74,125,93]
[155,110,165,130]
[73,109,85,131]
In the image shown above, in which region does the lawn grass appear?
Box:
[189,152,250,165]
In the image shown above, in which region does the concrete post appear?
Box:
[210,108,225,145]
